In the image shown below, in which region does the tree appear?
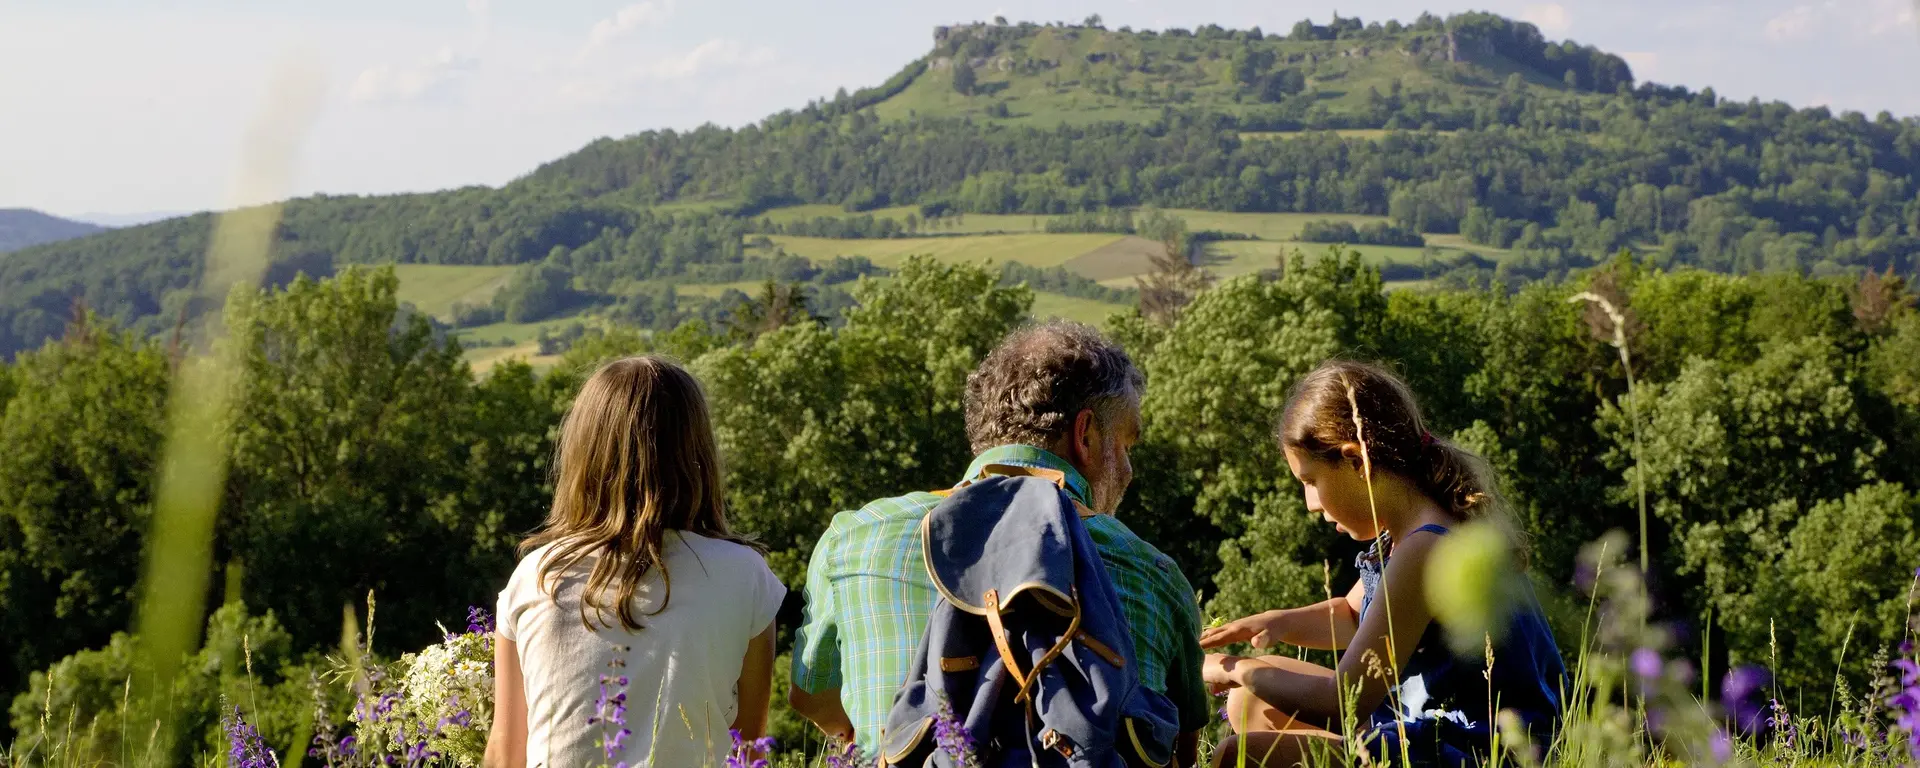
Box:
[1139,251,1386,610]
[1259,70,1306,102]
[951,63,976,96]
[0,317,170,696]
[222,267,485,651]
[1135,213,1213,324]
[1685,482,1920,697]
[495,263,577,323]
[1597,335,1886,589]
[728,281,819,341]
[697,258,1028,580]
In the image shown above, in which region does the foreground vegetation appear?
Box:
[0,245,1916,764]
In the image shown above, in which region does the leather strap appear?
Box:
[1016,588,1084,703]
[983,590,1029,694]
[1078,634,1126,668]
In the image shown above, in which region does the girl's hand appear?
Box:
[1199,610,1284,650]
[1202,653,1255,695]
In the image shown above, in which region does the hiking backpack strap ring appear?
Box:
[983,589,1030,693]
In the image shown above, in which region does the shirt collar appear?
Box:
[958,444,1094,509]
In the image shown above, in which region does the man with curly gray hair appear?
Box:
[789,320,1210,765]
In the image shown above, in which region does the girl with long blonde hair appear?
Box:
[485,357,782,768]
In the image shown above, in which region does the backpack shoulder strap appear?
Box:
[932,464,1095,516]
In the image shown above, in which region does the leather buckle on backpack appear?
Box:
[1040,727,1076,758]
[940,656,980,673]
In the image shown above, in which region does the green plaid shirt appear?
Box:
[791,445,1212,753]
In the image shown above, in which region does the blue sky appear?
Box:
[3,0,1917,218]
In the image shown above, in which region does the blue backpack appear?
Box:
[880,473,1181,767]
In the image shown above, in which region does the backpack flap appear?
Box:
[884,475,1180,767]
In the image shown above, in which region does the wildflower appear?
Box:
[933,699,979,767]
[224,706,281,768]
[1768,698,1798,751]
[1710,728,1732,763]
[724,728,775,768]
[824,740,873,768]
[589,655,634,763]
[308,673,355,766]
[467,606,495,635]
[1886,647,1920,759]
[1574,562,1597,593]
[1721,665,1770,733]
[1631,647,1662,681]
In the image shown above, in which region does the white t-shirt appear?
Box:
[498,531,785,768]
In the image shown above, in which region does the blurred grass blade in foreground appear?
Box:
[134,56,326,757]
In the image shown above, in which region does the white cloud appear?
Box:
[1868,0,1917,35]
[1764,0,1909,42]
[553,38,780,110]
[1519,4,1573,37]
[577,0,677,63]
[349,46,477,104]
[642,38,774,81]
[1765,4,1821,41]
[348,1,490,105]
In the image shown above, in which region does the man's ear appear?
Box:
[1070,409,1099,464]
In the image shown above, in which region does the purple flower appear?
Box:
[725,728,775,768]
[1710,728,1732,763]
[824,741,872,768]
[1721,665,1771,733]
[933,699,978,767]
[1887,650,1920,758]
[307,673,353,767]
[467,606,496,635]
[589,657,634,761]
[1631,648,1663,681]
[224,706,280,768]
[1769,699,1798,750]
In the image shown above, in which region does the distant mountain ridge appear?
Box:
[0,209,104,253]
[76,211,193,228]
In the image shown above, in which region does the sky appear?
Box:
[2,0,1918,220]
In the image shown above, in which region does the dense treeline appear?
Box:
[3,254,1917,762]
[998,262,1139,304]
[1296,218,1426,246]
[5,12,1919,358]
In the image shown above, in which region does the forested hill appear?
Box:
[0,209,102,254]
[5,11,1920,359]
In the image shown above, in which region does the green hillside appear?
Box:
[2,11,1916,360]
[868,15,1621,126]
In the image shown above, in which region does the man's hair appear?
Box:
[963,321,1145,454]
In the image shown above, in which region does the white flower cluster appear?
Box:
[350,625,495,767]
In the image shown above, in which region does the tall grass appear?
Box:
[39,59,328,768]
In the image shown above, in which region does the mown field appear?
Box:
[397,207,1512,369]
[389,264,515,320]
